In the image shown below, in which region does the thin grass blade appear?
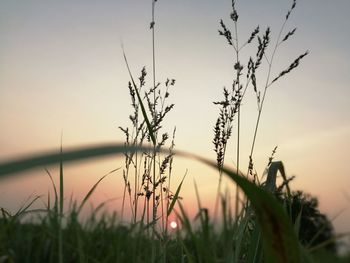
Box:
[45,168,58,213]
[77,167,120,214]
[265,161,291,196]
[122,47,156,146]
[167,172,186,217]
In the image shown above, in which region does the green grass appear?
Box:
[0,181,349,263]
[0,146,349,262]
[0,217,349,263]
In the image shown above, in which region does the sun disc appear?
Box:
[170,221,177,229]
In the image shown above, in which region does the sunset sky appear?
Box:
[0,0,349,239]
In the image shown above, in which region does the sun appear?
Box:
[170,221,177,229]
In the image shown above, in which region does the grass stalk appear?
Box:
[247,0,308,177]
[151,0,158,239]
[58,138,64,263]
[151,2,158,262]
[234,10,242,220]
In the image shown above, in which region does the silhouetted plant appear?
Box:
[213,0,308,218]
[119,0,177,237]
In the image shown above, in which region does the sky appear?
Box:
[0,0,349,242]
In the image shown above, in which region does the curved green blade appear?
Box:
[0,143,301,262]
